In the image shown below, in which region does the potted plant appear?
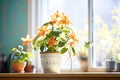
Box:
[79,42,91,72]
[32,11,78,73]
[11,34,33,73]
[24,60,35,73]
[115,56,120,72]
[105,7,120,72]
[106,54,116,72]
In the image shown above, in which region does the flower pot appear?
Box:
[12,62,26,73]
[116,63,120,72]
[24,65,35,73]
[80,57,88,72]
[40,52,61,73]
[106,61,116,72]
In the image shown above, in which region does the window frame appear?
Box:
[88,0,94,71]
[88,0,106,71]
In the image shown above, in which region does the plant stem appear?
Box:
[68,50,72,72]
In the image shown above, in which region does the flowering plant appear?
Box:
[11,34,33,63]
[33,11,78,55]
[79,42,92,59]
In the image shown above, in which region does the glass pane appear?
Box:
[39,0,88,69]
[93,0,120,67]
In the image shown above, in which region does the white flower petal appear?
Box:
[21,38,26,41]
[26,34,30,39]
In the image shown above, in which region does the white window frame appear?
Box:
[88,0,106,71]
[88,0,94,71]
[27,0,51,72]
[28,0,40,72]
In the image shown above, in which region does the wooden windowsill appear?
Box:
[0,72,120,77]
[0,72,120,80]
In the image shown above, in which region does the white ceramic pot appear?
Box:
[40,52,61,73]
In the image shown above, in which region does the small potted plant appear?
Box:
[106,54,116,72]
[79,42,91,72]
[32,11,78,73]
[11,34,33,73]
[115,56,120,72]
[24,60,35,73]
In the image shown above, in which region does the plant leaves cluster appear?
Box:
[11,45,33,63]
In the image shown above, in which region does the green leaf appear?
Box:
[33,36,39,45]
[72,47,75,54]
[27,52,34,57]
[24,54,29,58]
[33,39,45,51]
[42,21,51,26]
[36,39,44,46]
[11,48,16,52]
[84,42,90,48]
[58,41,65,47]
[19,58,24,62]
[46,33,53,39]
[63,28,71,33]
[40,46,45,52]
[16,52,21,56]
[52,31,61,37]
[60,48,68,54]
[18,45,23,50]
[13,59,19,63]
[47,46,56,52]
[34,46,37,51]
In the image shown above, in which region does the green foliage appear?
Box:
[58,41,65,47]
[60,48,68,54]
[116,58,120,63]
[72,47,75,54]
[47,46,56,52]
[93,7,120,61]
[84,42,91,49]
[32,11,78,55]
[11,45,33,63]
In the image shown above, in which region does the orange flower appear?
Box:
[59,12,72,26]
[69,32,78,47]
[50,11,61,25]
[37,26,49,36]
[70,42,74,47]
[48,37,57,47]
[54,11,60,18]
[50,15,57,25]
[69,32,78,41]
[21,34,32,46]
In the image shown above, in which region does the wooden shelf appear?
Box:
[0,72,120,80]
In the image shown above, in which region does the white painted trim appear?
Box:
[88,0,94,71]
[27,0,40,72]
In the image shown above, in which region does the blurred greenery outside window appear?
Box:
[93,0,120,67]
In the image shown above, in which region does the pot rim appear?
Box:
[40,52,60,54]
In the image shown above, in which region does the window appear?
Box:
[28,0,120,72]
[93,0,120,68]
